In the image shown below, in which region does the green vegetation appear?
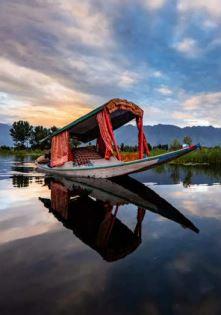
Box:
[10,120,57,149]
[0,146,43,157]
[168,136,192,150]
[3,118,57,156]
[3,123,221,165]
[151,146,221,165]
[30,126,51,149]
[172,147,221,165]
[120,136,221,165]
[120,143,152,152]
[170,138,181,150]
[10,121,32,149]
[183,135,192,146]
[150,148,167,156]
[121,147,221,165]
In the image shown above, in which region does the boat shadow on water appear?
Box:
[39,175,199,262]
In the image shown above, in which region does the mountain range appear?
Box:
[0,124,13,147]
[1,123,221,147]
[115,124,221,147]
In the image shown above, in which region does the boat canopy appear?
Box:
[47,98,150,167]
[44,98,144,143]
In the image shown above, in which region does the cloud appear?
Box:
[142,104,177,126]
[152,71,164,78]
[118,71,140,87]
[202,19,219,30]
[156,86,173,95]
[142,0,166,10]
[173,38,200,57]
[183,92,221,110]
[0,58,89,104]
[0,0,147,125]
[180,92,221,126]
[2,103,93,127]
[0,54,143,125]
[0,178,61,243]
[0,54,144,125]
[0,0,114,52]
[167,183,221,219]
[0,57,94,126]
[0,0,117,93]
[57,0,114,48]
[0,0,221,127]
[177,0,221,18]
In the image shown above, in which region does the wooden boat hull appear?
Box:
[37,144,200,178]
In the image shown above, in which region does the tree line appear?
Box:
[170,136,192,149]
[9,120,58,149]
[120,136,192,152]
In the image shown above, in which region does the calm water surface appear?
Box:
[0,155,221,315]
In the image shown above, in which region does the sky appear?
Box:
[0,0,221,127]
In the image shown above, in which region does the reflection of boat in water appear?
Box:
[39,176,199,262]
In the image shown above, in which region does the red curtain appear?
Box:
[96,109,121,160]
[136,116,150,159]
[96,204,119,248]
[134,207,145,239]
[96,135,106,157]
[51,182,70,219]
[50,131,73,167]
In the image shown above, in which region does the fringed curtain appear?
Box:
[96,134,106,158]
[96,106,149,161]
[134,207,145,239]
[96,109,121,160]
[50,131,73,167]
[51,182,70,219]
[136,116,150,159]
[96,204,119,248]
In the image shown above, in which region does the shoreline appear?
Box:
[1,147,221,166]
[0,149,43,157]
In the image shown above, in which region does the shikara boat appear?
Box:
[37,98,200,178]
[39,175,199,262]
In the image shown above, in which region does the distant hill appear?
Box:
[115,124,221,147]
[1,123,221,147]
[0,124,13,146]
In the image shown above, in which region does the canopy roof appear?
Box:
[44,98,143,143]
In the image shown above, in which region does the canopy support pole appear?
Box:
[136,116,150,159]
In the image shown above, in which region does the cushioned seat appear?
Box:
[74,146,102,165]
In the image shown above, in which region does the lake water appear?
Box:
[0,155,221,315]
